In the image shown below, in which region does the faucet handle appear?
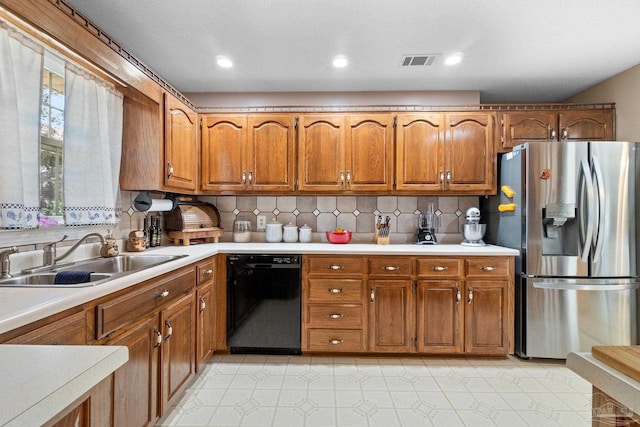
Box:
[43,235,68,266]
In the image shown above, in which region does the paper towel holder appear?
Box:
[133,191,177,212]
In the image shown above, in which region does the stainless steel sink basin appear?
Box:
[0,254,188,288]
[63,254,188,274]
[0,273,112,287]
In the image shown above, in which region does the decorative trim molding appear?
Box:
[49,0,194,109]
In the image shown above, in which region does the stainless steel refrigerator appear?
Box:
[483,141,639,359]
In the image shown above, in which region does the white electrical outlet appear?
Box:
[256,215,267,230]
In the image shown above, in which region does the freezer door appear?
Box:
[589,141,637,277]
[525,141,589,277]
[521,278,638,359]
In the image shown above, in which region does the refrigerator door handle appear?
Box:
[533,281,640,291]
[579,158,595,263]
[591,155,605,263]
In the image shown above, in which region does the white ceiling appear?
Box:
[64,0,640,103]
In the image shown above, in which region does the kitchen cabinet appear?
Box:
[499,108,615,151]
[120,88,198,193]
[195,257,216,372]
[164,93,198,191]
[44,375,114,427]
[298,114,394,192]
[396,112,496,194]
[368,280,414,353]
[200,114,296,193]
[3,310,88,345]
[302,255,366,352]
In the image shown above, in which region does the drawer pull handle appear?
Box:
[327,339,343,345]
[479,266,497,271]
[153,328,162,348]
[202,269,213,276]
[328,288,343,293]
[468,288,474,304]
[326,313,343,319]
[199,296,206,312]
[456,287,461,304]
[155,290,170,299]
[165,320,173,340]
[328,265,344,270]
[383,266,399,271]
[431,266,448,271]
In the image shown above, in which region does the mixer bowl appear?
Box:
[462,223,486,242]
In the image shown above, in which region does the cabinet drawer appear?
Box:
[6,311,87,345]
[368,257,414,276]
[97,268,196,338]
[196,258,215,285]
[465,258,511,278]
[307,304,362,328]
[306,329,363,352]
[416,258,462,277]
[307,278,363,302]
[307,256,364,275]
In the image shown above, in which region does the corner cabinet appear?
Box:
[201,114,296,193]
[396,112,496,194]
[499,108,615,151]
[298,114,394,193]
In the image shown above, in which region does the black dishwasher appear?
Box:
[226,254,301,355]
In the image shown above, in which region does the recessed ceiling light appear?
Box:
[332,55,348,68]
[216,56,233,68]
[444,53,463,66]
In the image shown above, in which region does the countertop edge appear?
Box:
[567,352,640,413]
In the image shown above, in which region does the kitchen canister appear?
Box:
[298,224,312,243]
[283,223,298,243]
[265,218,283,242]
[233,220,252,242]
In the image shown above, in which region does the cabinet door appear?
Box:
[201,115,247,192]
[106,315,159,427]
[298,114,346,192]
[444,112,495,193]
[464,280,509,355]
[160,293,195,412]
[559,109,615,141]
[395,114,444,192]
[196,282,215,372]
[164,93,197,192]
[416,281,463,354]
[501,111,557,150]
[346,114,393,192]
[368,280,414,353]
[248,114,296,191]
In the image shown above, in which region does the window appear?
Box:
[39,57,65,219]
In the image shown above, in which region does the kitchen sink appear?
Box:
[0,254,188,288]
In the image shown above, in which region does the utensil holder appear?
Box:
[374,228,390,245]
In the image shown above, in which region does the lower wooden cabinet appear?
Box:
[4,310,88,345]
[464,280,510,355]
[196,281,215,372]
[44,374,114,427]
[416,280,464,354]
[368,280,414,353]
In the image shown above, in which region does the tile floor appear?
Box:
[157,354,592,427]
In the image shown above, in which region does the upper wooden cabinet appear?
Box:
[201,114,296,193]
[164,93,198,192]
[396,112,496,194]
[298,114,393,192]
[499,108,615,151]
[120,89,198,193]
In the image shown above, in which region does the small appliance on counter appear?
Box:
[461,207,486,246]
[163,196,222,245]
[415,203,439,244]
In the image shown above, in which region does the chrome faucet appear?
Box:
[54,232,107,264]
[43,235,68,267]
[0,247,18,279]
[22,233,107,274]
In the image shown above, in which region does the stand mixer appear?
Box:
[415,203,439,244]
[461,207,487,246]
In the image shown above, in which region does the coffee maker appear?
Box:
[415,203,439,244]
[461,207,487,246]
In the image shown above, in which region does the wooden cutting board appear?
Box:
[592,346,640,382]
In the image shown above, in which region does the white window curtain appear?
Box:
[63,62,123,226]
[0,21,43,229]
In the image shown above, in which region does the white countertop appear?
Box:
[567,352,640,414]
[0,242,518,336]
[0,344,128,426]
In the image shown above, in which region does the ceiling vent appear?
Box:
[400,54,439,67]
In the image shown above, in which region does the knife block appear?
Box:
[374,228,390,245]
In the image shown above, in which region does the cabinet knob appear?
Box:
[242,171,247,184]
[154,289,170,299]
[468,288,474,304]
[431,266,448,271]
[248,170,253,184]
[561,128,568,140]
[199,296,206,312]
[328,288,343,293]
[153,328,162,348]
[456,287,461,304]
[340,171,345,185]
[328,265,344,270]
[346,170,351,184]
[326,313,343,319]
[382,266,399,271]
[165,320,173,340]
[327,339,343,345]
[479,266,497,271]
[202,269,213,276]
[167,161,174,178]
[550,128,557,140]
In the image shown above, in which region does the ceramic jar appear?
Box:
[298,224,312,243]
[283,223,298,243]
[265,218,283,242]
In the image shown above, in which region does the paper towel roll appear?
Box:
[133,191,175,212]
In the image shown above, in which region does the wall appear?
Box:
[567,64,640,141]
